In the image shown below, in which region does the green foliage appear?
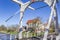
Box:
[0,25,19,34]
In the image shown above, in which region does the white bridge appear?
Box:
[5,0,60,40]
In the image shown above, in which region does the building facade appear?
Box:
[26,18,45,34]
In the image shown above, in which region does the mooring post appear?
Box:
[10,34,12,40]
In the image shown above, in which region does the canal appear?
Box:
[0,33,15,40]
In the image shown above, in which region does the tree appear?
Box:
[0,25,7,31]
[49,19,55,33]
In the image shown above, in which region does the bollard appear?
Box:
[51,35,53,40]
[10,34,12,40]
[56,34,60,40]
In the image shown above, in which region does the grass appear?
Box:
[0,31,44,37]
[7,31,18,34]
[22,31,44,38]
[0,31,17,34]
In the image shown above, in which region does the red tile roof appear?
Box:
[27,20,33,24]
[27,19,40,24]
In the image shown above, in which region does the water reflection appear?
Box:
[0,33,15,40]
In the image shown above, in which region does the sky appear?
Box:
[0,0,60,26]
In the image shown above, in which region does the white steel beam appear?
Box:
[13,0,31,39]
[43,0,57,40]
[13,0,35,10]
[53,6,59,34]
[19,1,31,39]
[12,0,59,40]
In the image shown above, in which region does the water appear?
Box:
[0,33,15,40]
